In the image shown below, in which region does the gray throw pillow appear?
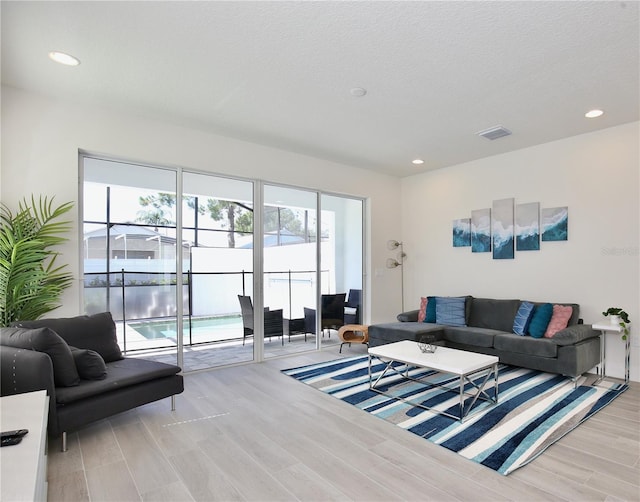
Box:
[0,326,80,387]
[14,312,123,362]
[69,346,107,380]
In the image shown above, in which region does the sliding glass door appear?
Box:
[83,158,180,364]
[262,185,318,357]
[260,186,365,358]
[182,172,254,370]
[320,194,364,342]
[83,154,365,369]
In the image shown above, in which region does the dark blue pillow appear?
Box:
[425,296,437,323]
[513,301,535,335]
[528,303,553,338]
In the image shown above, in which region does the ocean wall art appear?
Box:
[454,199,567,259]
[516,202,540,251]
[492,198,515,260]
[542,206,569,241]
[471,209,491,253]
[452,218,471,247]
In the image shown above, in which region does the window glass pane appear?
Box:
[82,157,178,358]
[182,171,254,369]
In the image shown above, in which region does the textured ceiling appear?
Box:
[2,1,638,177]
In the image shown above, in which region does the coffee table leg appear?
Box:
[459,374,465,420]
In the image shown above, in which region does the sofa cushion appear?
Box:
[15,312,123,362]
[368,322,444,345]
[418,297,427,322]
[55,357,181,404]
[468,298,520,332]
[435,297,467,326]
[425,296,437,323]
[494,333,558,358]
[544,305,574,338]
[528,303,553,338]
[0,326,80,387]
[513,301,535,335]
[443,327,497,348]
[70,346,107,380]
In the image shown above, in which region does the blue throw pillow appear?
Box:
[528,303,553,338]
[513,301,535,335]
[435,296,467,326]
[425,296,437,323]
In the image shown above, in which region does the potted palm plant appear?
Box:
[0,196,74,326]
[602,307,631,340]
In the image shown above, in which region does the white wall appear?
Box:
[401,122,640,381]
[0,85,403,324]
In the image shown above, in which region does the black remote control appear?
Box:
[1,429,28,439]
[1,436,23,447]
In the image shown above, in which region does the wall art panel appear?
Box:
[471,208,491,253]
[492,198,514,259]
[516,202,540,251]
[541,206,568,241]
[453,218,471,247]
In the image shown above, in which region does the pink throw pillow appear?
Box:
[418,297,428,322]
[544,305,573,338]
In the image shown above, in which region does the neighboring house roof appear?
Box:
[83,224,181,245]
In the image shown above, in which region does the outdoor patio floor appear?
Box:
[126,329,346,371]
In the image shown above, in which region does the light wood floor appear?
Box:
[47,346,640,501]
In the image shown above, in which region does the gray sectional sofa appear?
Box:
[0,312,183,451]
[368,297,601,379]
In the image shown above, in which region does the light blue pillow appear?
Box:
[513,301,535,335]
[435,296,467,326]
[528,303,553,338]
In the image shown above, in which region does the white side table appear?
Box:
[592,322,630,385]
[0,390,49,501]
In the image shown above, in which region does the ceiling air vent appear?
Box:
[477,125,512,140]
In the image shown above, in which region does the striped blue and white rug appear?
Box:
[282,355,627,475]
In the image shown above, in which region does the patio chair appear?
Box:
[237,295,285,346]
[303,293,347,338]
[344,288,362,324]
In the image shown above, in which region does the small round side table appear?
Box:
[337,324,369,353]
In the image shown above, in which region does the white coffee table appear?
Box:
[368,341,499,422]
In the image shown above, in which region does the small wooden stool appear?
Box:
[337,324,369,353]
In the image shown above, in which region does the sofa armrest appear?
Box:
[1,345,58,432]
[397,310,419,322]
[550,324,600,346]
[1,345,56,398]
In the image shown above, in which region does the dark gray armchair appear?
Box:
[237,295,285,345]
[303,293,347,337]
[344,289,362,324]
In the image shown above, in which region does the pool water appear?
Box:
[129,315,243,342]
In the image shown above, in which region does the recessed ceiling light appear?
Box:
[350,87,367,97]
[412,159,424,165]
[585,109,604,118]
[48,51,80,66]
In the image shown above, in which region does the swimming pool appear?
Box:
[128,315,243,343]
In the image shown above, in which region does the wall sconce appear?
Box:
[386,240,406,311]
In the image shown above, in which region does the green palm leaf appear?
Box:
[0,196,74,326]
